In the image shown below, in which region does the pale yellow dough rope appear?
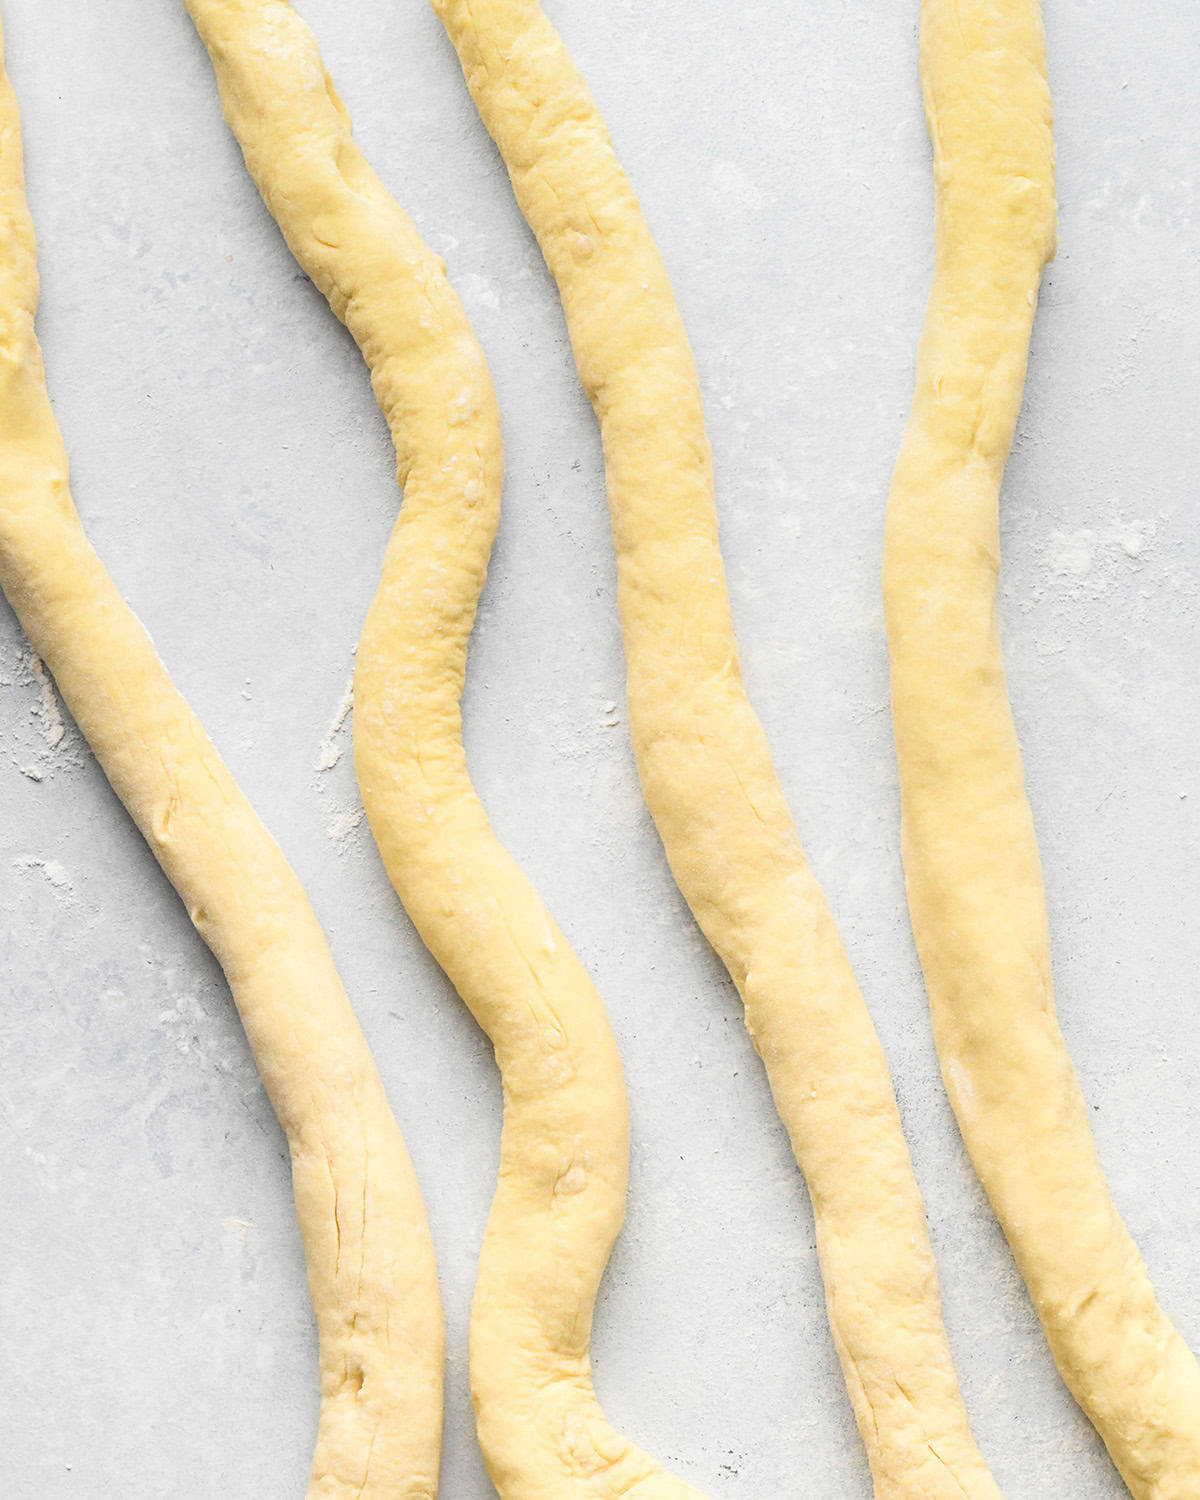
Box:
[884,4,1200,1497]
[0,14,441,1500]
[185,5,708,1500]
[431,3,1000,1497]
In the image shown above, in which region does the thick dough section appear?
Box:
[185,5,708,1500]
[431,3,1001,1497]
[884,3,1200,1496]
[0,14,442,1500]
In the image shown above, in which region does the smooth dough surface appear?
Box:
[883,3,1200,1496]
[0,13,442,1500]
[431,3,1002,1497]
[185,5,708,1500]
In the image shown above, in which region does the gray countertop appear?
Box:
[2,2,1197,1496]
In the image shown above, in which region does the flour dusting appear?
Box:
[30,654,65,748]
[0,645,85,780]
[457,271,502,313]
[315,674,354,774]
[1042,516,1156,596]
[326,805,365,850]
[1046,529,1097,579]
[13,856,75,901]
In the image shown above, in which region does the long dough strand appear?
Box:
[0,18,442,1500]
[430,4,1000,1497]
[883,3,1200,1494]
[184,5,708,1500]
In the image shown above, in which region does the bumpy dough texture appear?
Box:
[0,15,442,1500]
[433,3,1000,1497]
[185,6,707,1500]
[884,3,1200,1496]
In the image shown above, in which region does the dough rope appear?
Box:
[184,5,707,1500]
[883,3,1200,1495]
[431,3,1000,1496]
[0,18,442,1500]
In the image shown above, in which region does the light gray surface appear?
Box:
[1,2,1197,1495]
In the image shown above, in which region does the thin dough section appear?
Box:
[884,3,1200,1496]
[432,3,1000,1497]
[184,5,707,1500]
[0,19,441,1500]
